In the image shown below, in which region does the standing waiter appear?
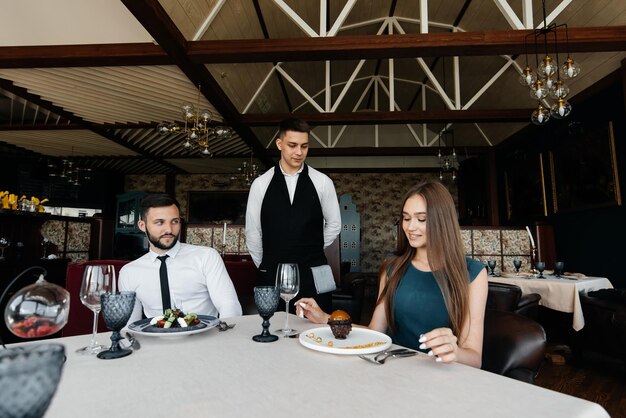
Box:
[245,118,341,313]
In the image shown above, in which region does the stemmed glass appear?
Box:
[275,263,300,337]
[554,261,565,278]
[97,291,136,360]
[487,260,497,276]
[535,261,546,279]
[76,265,116,355]
[513,259,522,273]
[0,237,10,259]
[252,286,279,343]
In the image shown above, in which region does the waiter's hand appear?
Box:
[294,298,330,324]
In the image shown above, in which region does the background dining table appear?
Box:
[488,275,613,331]
[17,314,609,418]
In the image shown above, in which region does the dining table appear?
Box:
[488,275,613,331]
[15,314,609,418]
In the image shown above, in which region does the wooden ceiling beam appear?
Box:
[188,26,626,63]
[239,109,532,125]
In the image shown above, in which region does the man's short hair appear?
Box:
[278,118,311,138]
[140,193,180,221]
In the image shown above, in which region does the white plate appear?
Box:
[125,315,220,338]
[299,326,392,355]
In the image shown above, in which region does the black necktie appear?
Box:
[157,255,171,310]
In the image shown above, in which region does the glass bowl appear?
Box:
[4,275,70,338]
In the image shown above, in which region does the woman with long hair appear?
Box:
[296,181,487,367]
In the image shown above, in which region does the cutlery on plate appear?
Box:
[217,321,236,331]
[359,349,416,364]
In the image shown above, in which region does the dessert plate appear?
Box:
[299,326,392,355]
[125,315,220,338]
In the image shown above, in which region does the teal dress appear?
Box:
[392,257,484,351]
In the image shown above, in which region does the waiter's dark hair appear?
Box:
[140,193,180,220]
[278,118,311,138]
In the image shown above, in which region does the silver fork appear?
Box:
[122,332,141,351]
[359,349,416,365]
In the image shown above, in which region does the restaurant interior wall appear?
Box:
[495,76,626,289]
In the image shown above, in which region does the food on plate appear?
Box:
[327,309,352,339]
[150,309,200,328]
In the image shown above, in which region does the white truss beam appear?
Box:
[243,65,278,114]
[537,0,573,29]
[193,0,227,40]
[453,55,461,109]
[522,0,533,29]
[493,0,525,30]
[328,0,357,37]
[377,78,423,146]
[420,0,429,34]
[272,0,319,37]
[275,65,325,112]
[474,123,494,146]
[462,59,515,109]
[320,0,327,36]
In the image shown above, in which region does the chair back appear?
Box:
[486,282,522,312]
[482,310,546,383]
[62,260,129,337]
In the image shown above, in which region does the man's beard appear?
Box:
[145,227,179,250]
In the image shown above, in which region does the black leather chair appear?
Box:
[487,282,541,320]
[332,273,366,324]
[482,309,547,383]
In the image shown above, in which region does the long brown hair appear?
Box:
[378,181,470,338]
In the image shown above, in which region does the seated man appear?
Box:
[119,193,242,324]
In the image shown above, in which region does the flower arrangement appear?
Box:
[0,191,48,212]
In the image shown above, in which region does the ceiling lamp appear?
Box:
[519,0,580,125]
[48,159,91,186]
[238,152,260,187]
[437,128,458,181]
[156,85,233,156]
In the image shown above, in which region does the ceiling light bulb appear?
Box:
[543,76,555,90]
[551,99,572,119]
[529,80,547,100]
[157,123,170,135]
[560,57,581,79]
[549,80,570,100]
[518,66,536,87]
[183,139,192,148]
[539,55,556,78]
[531,104,550,125]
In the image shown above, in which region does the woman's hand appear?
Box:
[418,327,459,363]
[294,298,330,324]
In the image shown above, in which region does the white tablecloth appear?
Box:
[17,315,609,418]
[488,276,613,331]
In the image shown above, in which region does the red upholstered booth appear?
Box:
[62,260,129,337]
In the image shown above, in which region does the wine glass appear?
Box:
[97,291,136,360]
[554,261,565,277]
[0,237,10,259]
[487,260,497,276]
[513,259,522,273]
[252,286,279,343]
[535,261,546,279]
[275,263,300,337]
[76,265,116,355]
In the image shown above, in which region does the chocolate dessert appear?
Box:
[328,309,352,339]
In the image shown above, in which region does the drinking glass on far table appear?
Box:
[76,265,116,354]
[275,263,299,337]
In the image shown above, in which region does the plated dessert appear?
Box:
[328,309,352,339]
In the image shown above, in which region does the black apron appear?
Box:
[258,163,331,313]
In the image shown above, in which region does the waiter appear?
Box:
[245,118,341,313]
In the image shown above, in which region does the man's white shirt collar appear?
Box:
[278,161,304,177]
[147,240,182,261]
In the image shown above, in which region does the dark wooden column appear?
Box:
[487,149,499,226]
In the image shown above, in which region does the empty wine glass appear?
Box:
[76,265,116,355]
[252,286,279,343]
[97,291,136,360]
[275,263,300,337]
[554,261,565,277]
[487,260,497,276]
[513,259,522,273]
[535,261,546,279]
[0,237,10,259]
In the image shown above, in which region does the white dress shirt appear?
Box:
[119,241,242,323]
[245,163,341,267]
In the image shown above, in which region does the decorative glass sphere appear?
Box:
[531,104,550,125]
[560,57,581,79]
[550,99,572,119]
[539,55,556,78]
[200,110,212,122]
[180,103,194,113]
[4,275,70,338]
[156,123,170,136]
[542,76,555,91]
[550,80,570,99]
[518,66,536,87]
[529,79,547,100]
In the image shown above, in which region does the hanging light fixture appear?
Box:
[156,85,233,156]
[437,127,458,181]
[519,0,580,125]
[48,151,92,186]
[238,151,260,187]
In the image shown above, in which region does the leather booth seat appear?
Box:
[223,255,257,315]
[487,282,541,320]
[575,289,626,364]
[332,273,366,324]
[482,309,547,383]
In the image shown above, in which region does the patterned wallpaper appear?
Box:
[126,172,454,272]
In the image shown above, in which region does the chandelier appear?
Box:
[48,159,91,186]
[238,152,260,186]
[156,85,233,156]
[519,0,581,125]
[437,128,458,181]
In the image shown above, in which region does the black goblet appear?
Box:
[97,291,136,360]
[252,286,279,343]
[513,259,522,273]
[535,261,546,279]
[0,344,65,418]
[554,261,565,277]
[487,260,497,276]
